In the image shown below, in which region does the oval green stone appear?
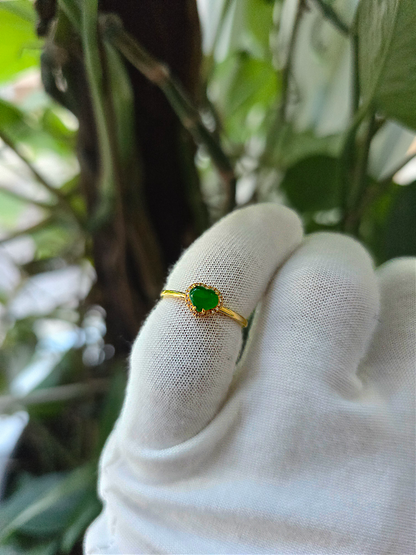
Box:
[189,285,219,312]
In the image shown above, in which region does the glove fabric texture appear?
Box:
[84,204,415,555]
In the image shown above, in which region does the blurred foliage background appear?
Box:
[0,0,415,553]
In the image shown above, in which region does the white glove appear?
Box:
[84,204,415,555]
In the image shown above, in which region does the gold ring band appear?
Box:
[160,282,248,328]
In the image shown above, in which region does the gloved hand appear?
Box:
[84,204,415,555]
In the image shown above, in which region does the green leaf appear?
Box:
[356,0,416,130]
[0,6,41,84]
[0,99,35,141]
[0,189,28,229]
[359,180,401,264]
[59,174,80,196]
[0,474,67,539]
[0,99,75,156]
[0,466,94,541]
[221,54,277,116]
[31,219,81,260]
[0,0,36,23]
[40,108,77,145]
[0,537,59,555]
[103,42,136,164]
[213,52,278,141]
[385,181,416,260]
[60,489,101,553]
[96,367,126,454]
[264,123,343,169]
[280,155,340,212]
[244,0,274,57]
[57,0,82,31]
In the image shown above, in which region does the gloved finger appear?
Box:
[358,257,416,399]
[118,204,303,450]
[242,232,379,400]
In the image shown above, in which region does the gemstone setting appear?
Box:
[185,283,223,316]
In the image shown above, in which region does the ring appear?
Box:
[160,282,248,328]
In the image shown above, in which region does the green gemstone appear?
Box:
[189,285,219,312]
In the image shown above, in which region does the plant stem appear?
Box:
[312,0,349,35]
[100,14,236,214]
[339,121,359,225]
[0,130,73,213]
[279,0,305,122]
[81,0,117,228]
[343,113,377,234]
[0,185,55,210]
[0,379,109,413]
[57,0,81,29]
[355,114,376,198]
[0,216,53,244]
[338,87,369,225]
[101,42,165,300]
[351,31,360,113]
